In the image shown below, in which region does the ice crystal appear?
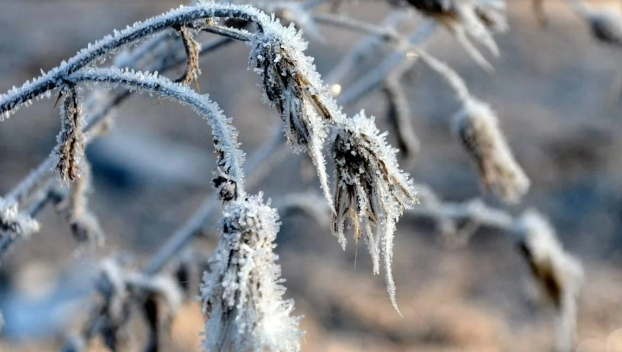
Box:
[200,194,302,352]
[452,98,530,203]
[330,111,418,314]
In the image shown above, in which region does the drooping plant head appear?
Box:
[200,194,302,352]
[249,17,348,213]
[452,98,530,203]
[331,110,418,314]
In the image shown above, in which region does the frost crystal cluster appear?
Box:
[200,194,302,352]
[331,111,418,313]
[452,98,530,203]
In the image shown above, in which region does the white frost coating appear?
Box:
[200,194,302,352]
[0,197,41,238]
[330,111,418,315]
[0,2,265,119]
[67,67,246,193]
[248,12,347,212]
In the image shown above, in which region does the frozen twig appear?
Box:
[383,62,420,161]
[67,67,246,199]
[337,20,438,106]
[324,12,411,87]
[0,2,263,119]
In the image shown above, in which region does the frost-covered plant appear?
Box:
[452,98,530,203]
[514,210,583,352]
[249,19,345,211]
[406,0,507,72]
[56,162,105,248]
[331,111,418,313]
[416,49,530,203]
[0,0,585,351]
[200,194,302,352]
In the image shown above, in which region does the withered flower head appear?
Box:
[249,20,346,212]
[200,194,302,352]
[452,98,530,203]
[513,210,583,352]
[407,0,507,72]
[331,111,418,314]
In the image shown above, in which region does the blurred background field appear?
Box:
[1,0,622,351]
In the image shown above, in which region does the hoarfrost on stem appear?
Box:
[200,194,302,352]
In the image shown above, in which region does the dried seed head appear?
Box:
[58,162,105,249]
[407,0,507,72]
[331,111,418,314]
[452,98,530,203]
[177,26,202,88]
[55,86,85,182]
[200,194,302,352]
[513,210,583,352]
[249,21,346,212]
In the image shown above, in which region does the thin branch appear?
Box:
[67,67,246,198]
[0,3,268,117]
[313,12,402,40]
[383,62,420,161]
[337,20,438,106]
[3,37,235,207]
[323,12,409,86]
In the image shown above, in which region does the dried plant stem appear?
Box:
[323,12,409,85]
[414,48,470,102]
[56,86,85,182]
[312,12,402,40]
[176,26,202,87]
[383,62,420,161]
